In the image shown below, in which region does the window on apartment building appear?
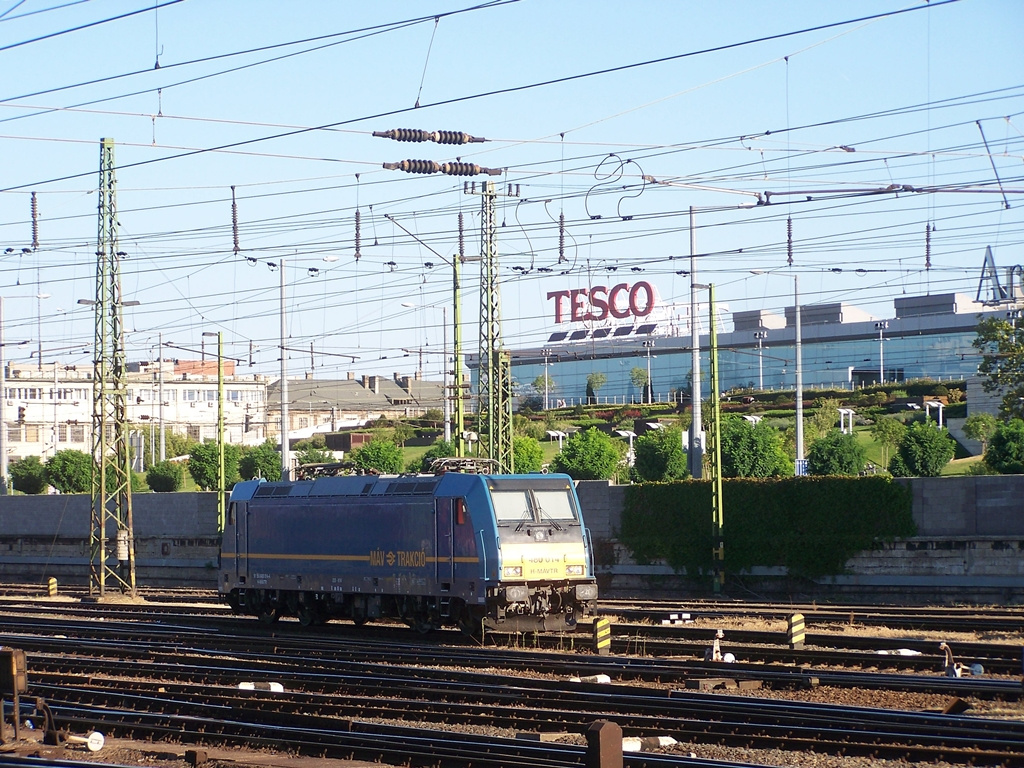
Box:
[70,425,85,443]
[187,425,201,441]
[25,425,39,442]
[7,424,20,443]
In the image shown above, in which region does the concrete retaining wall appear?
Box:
[0,492,221,587]
[1,475,1022,601]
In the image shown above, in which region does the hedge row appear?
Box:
[619,476,915,579]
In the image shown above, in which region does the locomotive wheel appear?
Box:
[258,605,280,625]
[298,606,317,627]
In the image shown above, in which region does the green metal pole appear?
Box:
[708,284,724,593]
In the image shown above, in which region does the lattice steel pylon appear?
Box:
[88,138,137,597]
[473,181,514,473]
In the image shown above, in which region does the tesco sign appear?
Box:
[547,281,657,324]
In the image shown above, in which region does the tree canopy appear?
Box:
[963,412,998,453]
[187,440,241,491]
[45,449,92,493]
[720,416,793,478]
[806,429,867,476]
[984,418,1024,474]
[350,438,404,474]
[973,315,1024,420]
[549,428,623,480]
[238,440,282,481]
[870,416,907,468]
[10,455,47,494]
[633,426,688,482]
[146,460,184,492]
[512,435,544,473]
[888,422,955,477]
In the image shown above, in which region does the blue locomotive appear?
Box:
[219,471,599,633]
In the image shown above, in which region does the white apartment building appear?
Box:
[4,359,269,466]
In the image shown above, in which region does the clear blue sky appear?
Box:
[1,0,1021,380]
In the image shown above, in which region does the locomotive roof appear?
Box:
[229,473,575,502]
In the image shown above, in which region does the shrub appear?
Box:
[9,456,47,494]
[146,460,184,492]
[45,449,92,493]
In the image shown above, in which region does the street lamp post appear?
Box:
[642,340,654,403]
[541,348,553,410]
[875,321,888,384]
[202,332,225,532]
[754,331,768,390]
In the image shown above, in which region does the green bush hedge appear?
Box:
[620,476,914,579]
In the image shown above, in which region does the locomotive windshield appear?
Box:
[490,486,578,524]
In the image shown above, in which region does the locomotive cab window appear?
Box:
[454,498,466,525]
[227,502,236,526]
[490,484,578,526]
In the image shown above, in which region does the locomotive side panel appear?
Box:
[245,495,437,596]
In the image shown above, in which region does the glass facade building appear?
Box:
[482,292,1001,406]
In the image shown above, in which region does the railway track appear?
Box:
[2,608,1024,765]
[3,595,1023,767]
[601,598,1024,633]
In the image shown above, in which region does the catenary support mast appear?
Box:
[88,138,136,597]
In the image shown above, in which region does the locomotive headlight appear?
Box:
[502,565,523,578]
[565,564,584,576]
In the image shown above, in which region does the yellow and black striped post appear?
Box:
[47,577,58,597]
[788,612,805,650]
[593,618,612,656]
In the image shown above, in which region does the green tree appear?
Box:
[629,366,649,402]
[586,372,607,404]
[513,435,544,473]
[889,422,955,477]
[984,418,1024,474]
[633,426,688,483]
[973,315,1024,420]
[44,449,92,493]
[163,431,197,460]
[411,439,455,472]
[421,408,443,428]
[963,412,999,454]
[146,460,184,492]
[870,416,907,468]
[187,440,241,491]
[806,429,867,476]
[720,417,793,478]
[296,445,333,465]
[391,421,415,447]
[532,372,556,396]
[9,456,47,494]
[238,440,282,481]
[351,438,404,474]
[550,427,623,481]
[808,397,840,442]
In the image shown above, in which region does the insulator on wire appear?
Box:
[925,222,932,270]
[373,128,485,144]
[231,185,240,255]
[786,216,793,267]
[383,159,440,174]
[30,192,39,250]
[458,212,465,259]
[558,211,566,263]
[383,159,501,177]
[354,209,362,261]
